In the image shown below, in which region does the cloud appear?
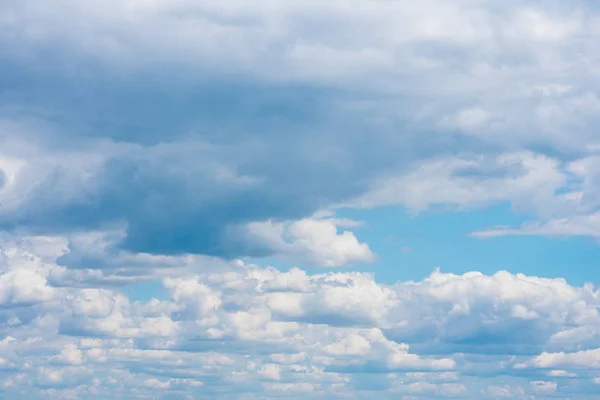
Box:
[350,151,568,215]
[389,380,467,397]
[470,213,600,238]
[0,239,598,398]
[0,269,55,306]
[2,1,600,398]
[483,385,524,398]
[468,156,600,239]
[524,348,600,369]
[0,126,380,259]
[0,0,598,258]
[350,150,600,243]
[241,218,374,267]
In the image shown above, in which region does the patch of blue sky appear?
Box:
[120,280,169,302]
[258,203,600,286]
[345,203,600,285]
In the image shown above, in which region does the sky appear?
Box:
[1,0,600,398]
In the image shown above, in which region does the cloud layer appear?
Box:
[0,237,598,399]
[0,0,600,256]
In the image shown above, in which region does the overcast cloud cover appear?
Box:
[1,0,600,398]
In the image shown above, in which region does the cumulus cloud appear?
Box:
[0,269,55,306]
[524,348,600,369]
[0,239,597,398]
[242,218,374,267]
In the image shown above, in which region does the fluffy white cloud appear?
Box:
[524,348,600,369]
[242,217,375,267]
[0,269,55,305]
[0,238,598,398]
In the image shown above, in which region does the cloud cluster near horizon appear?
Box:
[1,237,600,399]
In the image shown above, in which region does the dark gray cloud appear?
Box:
[0,69,446,257]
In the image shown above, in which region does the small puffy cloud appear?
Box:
[548,369,577,378]
[258,364,281,380]
[243,218,374,267]
[144,378,171,389]
[526,348,600,369]
[52,344,84,365]
[36,366,91,388]
[0,270,55,306]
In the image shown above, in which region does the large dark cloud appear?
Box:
[1,0,599,258]
[0,82,434,257]
[0,29,462,258]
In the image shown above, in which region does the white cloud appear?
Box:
[0,238,597,397]
[243,217,375,267]
[350,151,567,215]
[258,364,281,380]
[52,344,84,365]
[548,369,577,378]
[0,270,55,305]
[527,348,600,369]
[144,378,171,389]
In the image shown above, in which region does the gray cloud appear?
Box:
[0,0,599,255]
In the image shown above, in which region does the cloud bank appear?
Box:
[0,238,599,399]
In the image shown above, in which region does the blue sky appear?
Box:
[1,0,600,399]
